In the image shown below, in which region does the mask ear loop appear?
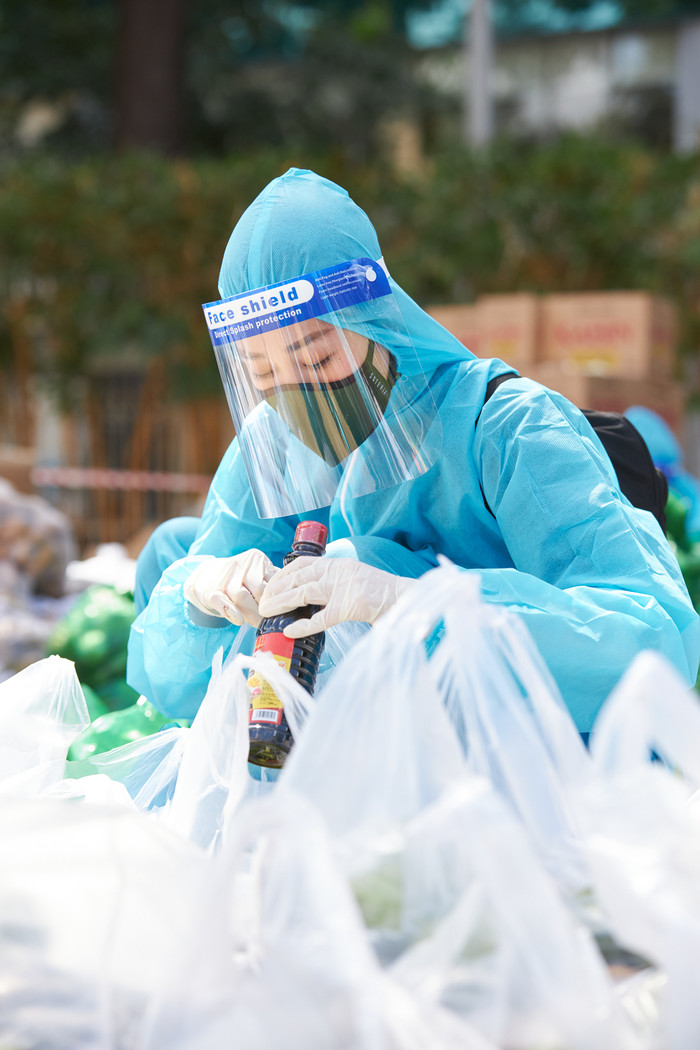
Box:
[360,340,401,411]
[366,338,401,386]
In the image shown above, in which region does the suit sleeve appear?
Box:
[473,379,700,732]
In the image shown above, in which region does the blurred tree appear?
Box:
[116,0,184,154]
[3,135,700,411]
[187,0,440,160]
[0,0,116,154]
[0,0,441,158]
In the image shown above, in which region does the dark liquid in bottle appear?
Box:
[248,521,328,769]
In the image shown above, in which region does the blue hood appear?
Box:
[218,167,476,379]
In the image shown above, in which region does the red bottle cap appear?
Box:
[294,520,329,549]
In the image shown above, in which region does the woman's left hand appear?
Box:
[258,556,415,637]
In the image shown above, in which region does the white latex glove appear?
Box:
[257,556,415,638]
[184,549,278,627]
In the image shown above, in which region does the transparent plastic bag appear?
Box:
[0,655,89,795]
[279,571,468,851]
[579,651,700,1050]
[278,596,469,965]
[271,565,640,1046]
[65,725,186,814]
[165,647,259,851]
[141,790,495,1050]
[282,562,591,891]
[0,652,174,809]
[430,563,593,892]
[0,793,204,1049]
[165,639,322,851]
[387,779,642,1050]
[50,627,309,830]
[589,650,700,786]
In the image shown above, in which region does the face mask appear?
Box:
[264,341,398,466]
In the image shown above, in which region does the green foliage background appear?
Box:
[2,134,700,404]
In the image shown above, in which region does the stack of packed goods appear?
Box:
[426,294,540,376]
[0,464,159,749]
[0,477,77,680]
[0,478,76,598]
[426,292,684,438]
[0,565,699,1048]
[532,292,683,436]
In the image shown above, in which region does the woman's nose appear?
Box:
[275,359,304,386]
[257,355,314,392]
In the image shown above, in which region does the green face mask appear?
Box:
[265,341,398,467]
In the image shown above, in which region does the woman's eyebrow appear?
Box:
[286,330,325,354]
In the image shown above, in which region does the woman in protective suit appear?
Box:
[126,167,700,733]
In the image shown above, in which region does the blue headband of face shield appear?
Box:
[203,257,442,518]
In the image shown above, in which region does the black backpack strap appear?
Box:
[478,372,519,423]
[476,372,518,514]
[580,409,668,532]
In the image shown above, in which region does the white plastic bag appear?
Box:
[388,779,642,1050]
[271,565,639,1046]
[580,651,700,1050]
[165,647,257,850]
[0,652,185,811]
[278,600,467,964]
[0,793,204,1049]
[430,564,592,891]
[66,725,186,813]
[282,563,591,890]
[166,638,325,850]
[142,790,494,1050]
[0,655,89,795]
[279,569,468,851]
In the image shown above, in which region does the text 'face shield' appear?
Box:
[203,259,442,518]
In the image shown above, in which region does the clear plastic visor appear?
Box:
[203,259,442,518]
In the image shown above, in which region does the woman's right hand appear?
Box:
[184,550,278,626]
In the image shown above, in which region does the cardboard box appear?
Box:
[540,292,677,380]
[525,363,686,436]
[478,293,540,371]
[426,294,541,369]
[425,304,482,356]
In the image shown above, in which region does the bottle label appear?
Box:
[248,632,294,726]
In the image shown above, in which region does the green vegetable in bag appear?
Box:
[666,492,691,552]
[81,683,109,723]
[666,492,700,612]
[46,584,137,704]
[68,696,188,762]
[674,547,700,608]
[95,677,140,712]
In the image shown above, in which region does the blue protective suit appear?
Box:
[127,168,700,732]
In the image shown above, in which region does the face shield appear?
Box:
[203,258,442,518]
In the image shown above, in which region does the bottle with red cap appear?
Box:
[247,520,328,769]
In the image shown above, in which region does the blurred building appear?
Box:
[420,13,700,152]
